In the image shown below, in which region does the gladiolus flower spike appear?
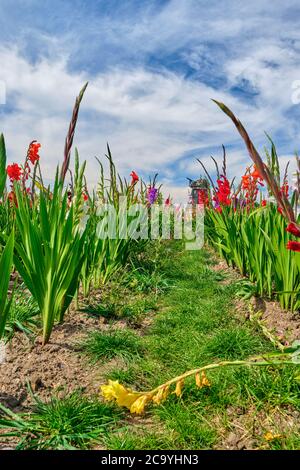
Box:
[147,186,159,205]
[100,350,297,415]
[27,141,41,165]
[213,175,231,206]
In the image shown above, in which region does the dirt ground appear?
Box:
[0,309,110,413]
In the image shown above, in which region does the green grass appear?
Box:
[202,326,265,360]
[123,267,170,293]
[81,329,143,362]
[4,284,39,341]
[81,281,159,327]
[0,391,122,450]
[103,241,300,450]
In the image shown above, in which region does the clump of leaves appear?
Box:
[0,390,121,450]
[81,329,143,362]
[235,279,258,300]
[0,231,14,341]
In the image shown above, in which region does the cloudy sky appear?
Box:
[1,0,300,200]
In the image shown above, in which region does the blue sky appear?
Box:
[1,0,300,200]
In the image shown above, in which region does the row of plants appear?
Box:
[0,84,164,347]
[196,103,300,311]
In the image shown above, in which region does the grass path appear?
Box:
[100,242,300,450]
[1,241,300,450]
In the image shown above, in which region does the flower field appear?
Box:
[0,88,300,451]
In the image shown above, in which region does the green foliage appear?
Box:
[81,329,143,362]
[205,204,300,310]
[13,173,87,345]
[123,267,170,293]
[0,231,14,340]
[4,284,39,340]
[0,391,121,450]
[80,149,149,297]
[202,326,266,360]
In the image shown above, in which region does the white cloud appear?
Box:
[0,47,250,188]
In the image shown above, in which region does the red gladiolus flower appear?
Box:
[287,240,300,252]
[213,175,231,206]
[83,191,89,202]
[241,174,250,188]
[130,171,139,185]
[286,222,300,238]
[278,207,283,215]
[261,200,267,207]
[7,163,22,181]
[251,165,263,180]
[165,197,171,206]
[28,141,41,165]
[215,206,222,213]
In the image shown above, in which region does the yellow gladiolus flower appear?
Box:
[152,385,169,404]
[201,371,211,387]
[100,380,143,410]
[195,371,211,388]
[101,380,118,401]
[130,395,150,414]
[174,379,184,397]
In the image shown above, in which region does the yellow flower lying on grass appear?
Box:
[100,351,300,415]
[153,385,170,404]
[130,395,151,414]
[100,369,211,415]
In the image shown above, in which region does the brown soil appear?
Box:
[216,405,300,450]
[250,298,300,347]
[0,308,117,412]
[0,284,157,450]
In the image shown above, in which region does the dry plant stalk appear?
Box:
[213,100,297,224]
[60,82,88,183]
